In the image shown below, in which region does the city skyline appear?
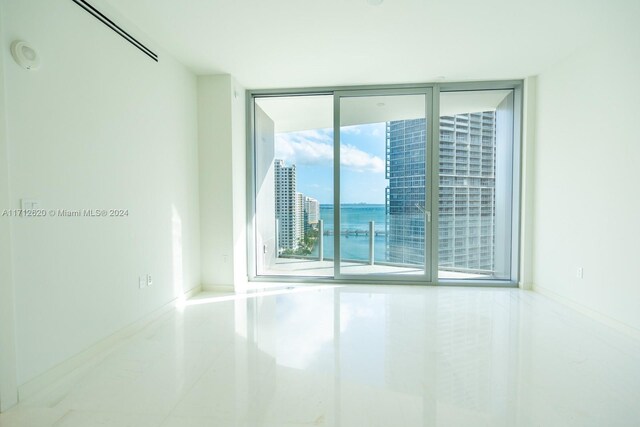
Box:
[272,110,499,274]
[274,158,320,253]
[274,123,387,205]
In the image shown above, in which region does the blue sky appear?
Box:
[275,123,387,204]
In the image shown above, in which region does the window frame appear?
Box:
[246,80,523,287]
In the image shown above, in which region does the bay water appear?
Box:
[311,204,387,261]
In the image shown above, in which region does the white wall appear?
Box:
[0,0,18,410]
[1,0,200,386]
[198,75,233,288]
[198,75,247,291]
[532,4,640,333]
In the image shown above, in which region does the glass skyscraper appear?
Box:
[385,111,497,273]
[386,119,427,265]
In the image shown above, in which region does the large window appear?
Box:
[249,83,521,285]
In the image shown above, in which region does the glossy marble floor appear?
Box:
[1,285,640,426]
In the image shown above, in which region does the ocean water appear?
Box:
[311,204,387,261]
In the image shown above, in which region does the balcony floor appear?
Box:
[261,257,486,279]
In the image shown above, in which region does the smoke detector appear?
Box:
[10,41,41,70]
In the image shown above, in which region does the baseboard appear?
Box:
[17,285,202,402]
[518,280,534,291]
[533,284,640,342]
[201,284,235,292]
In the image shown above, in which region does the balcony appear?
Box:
[265,258,489,279]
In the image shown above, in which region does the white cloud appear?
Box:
[292,129,333,142]
[340,144,385,173]
[275,134,333,166]
[341,125,362,135]
[275,132,385,173]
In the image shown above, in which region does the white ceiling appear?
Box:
[256,90,510,133]
[104,0,617,88]
[256,96,333,134]
[440,90,511,117]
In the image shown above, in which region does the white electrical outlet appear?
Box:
[138,276,146,289]
[576,267,584,279]
[147,274,153,287]
[222,255,229,264]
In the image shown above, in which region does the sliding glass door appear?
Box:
[335,89,432,281]
[249,82,521,285]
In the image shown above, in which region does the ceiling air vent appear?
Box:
[71,0,158,62]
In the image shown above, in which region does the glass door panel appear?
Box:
[335,91,431,280]
[253,95,334,277]
[437,90,515,281]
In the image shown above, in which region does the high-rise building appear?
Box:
[439,112,496,272]
[274,159,300,251]
[385,111,496,272]
[385,119,427,265]
[295,193,305,241]
[275,160,321,252]
[304,196,320,228]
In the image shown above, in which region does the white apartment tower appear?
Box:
[304,196,320,226]
[295,193,305,242]
[274,159,301,251]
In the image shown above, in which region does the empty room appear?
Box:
[0,0,639,426]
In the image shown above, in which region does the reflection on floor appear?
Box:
[263,257,486,279]
[2,285,640,426]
